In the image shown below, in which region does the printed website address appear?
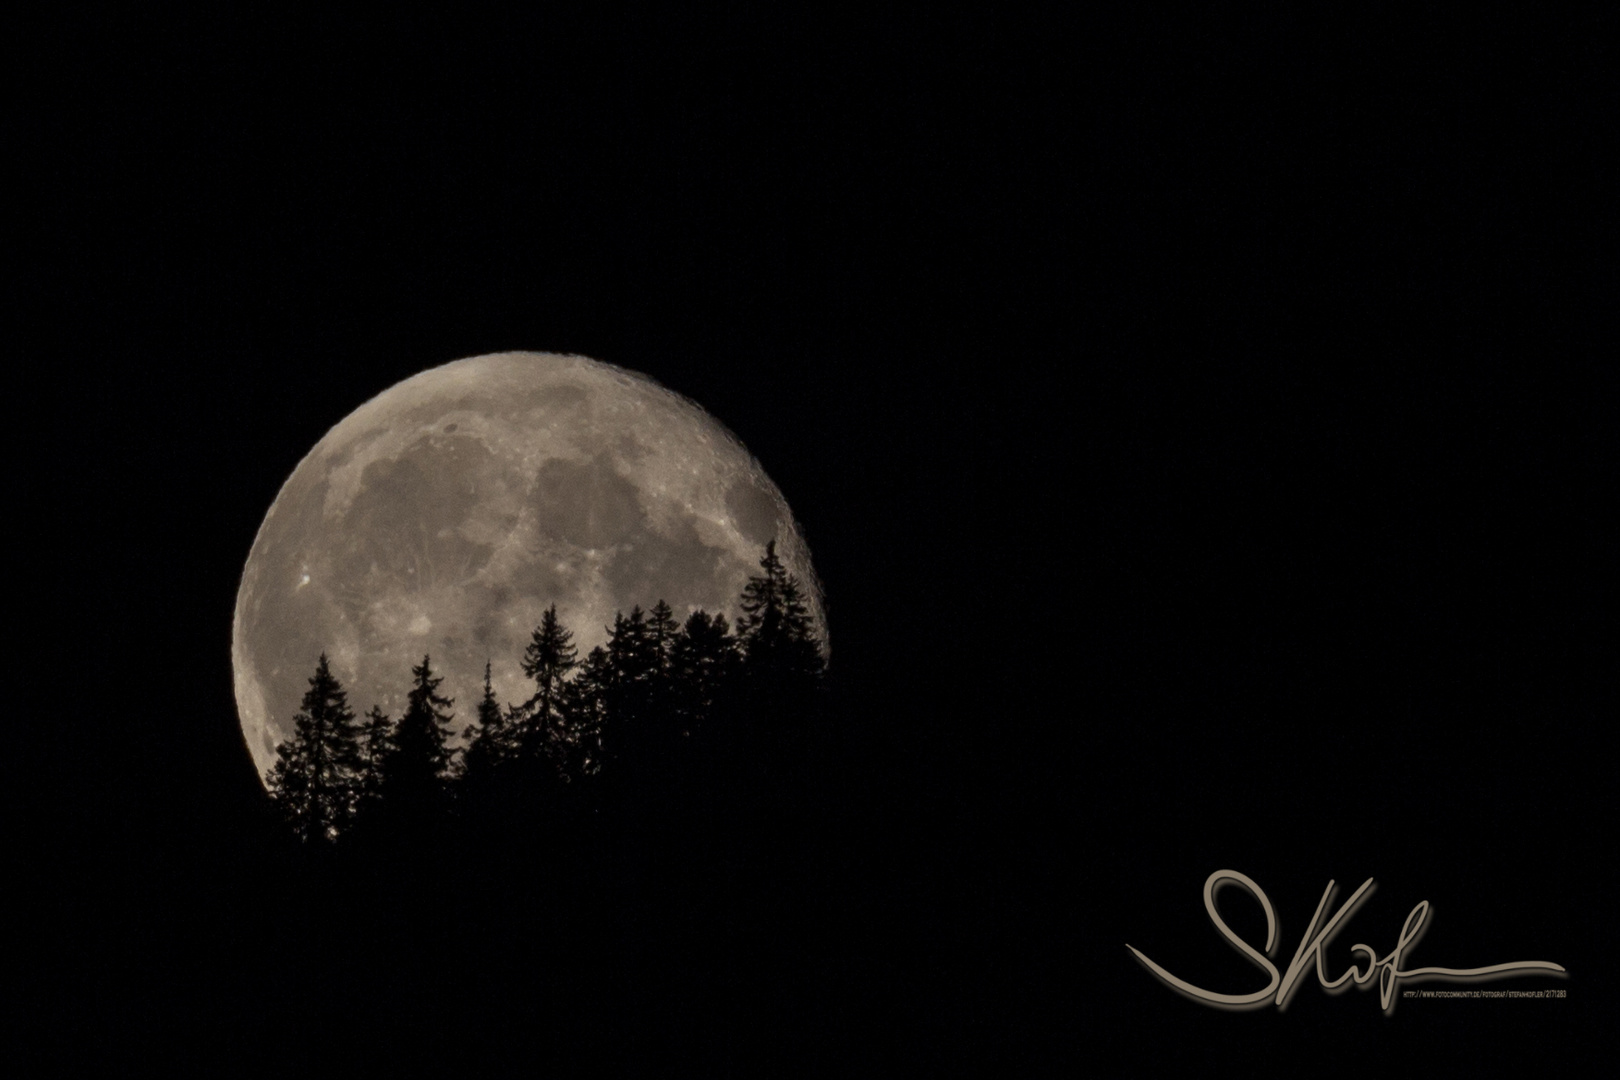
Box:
[1403,990,1566,999]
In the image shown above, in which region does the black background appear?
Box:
[20,5,1608,1072]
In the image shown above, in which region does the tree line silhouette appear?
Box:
[264,540,826,849]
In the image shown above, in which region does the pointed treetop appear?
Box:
[739,540,824,681]
[388,653,458,792]
[409,654,454,706]
[476,659,501,725]
[523,605,578,682]
[267,654,363,845]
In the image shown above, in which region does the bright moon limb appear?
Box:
[232,352,825,784]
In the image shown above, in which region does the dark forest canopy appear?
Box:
[264,542,826,847]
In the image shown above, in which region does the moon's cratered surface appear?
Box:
[232,351,825,783]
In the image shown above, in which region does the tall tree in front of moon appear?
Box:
[232,352,826,784]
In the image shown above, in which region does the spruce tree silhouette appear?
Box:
[608,607,656,686]
[455,660,514,829]
[738,540,826,690]
[519,604,578,770]
[604,606,658,771]
[640,599,683,763]
[647,600,679,683]
[379,654,457,836]
[265,653,362,846]
[672,609,741,737]
[730,541,828,859]
[563,644,612,777]
[460,661,510,783]
[354,704,394,823]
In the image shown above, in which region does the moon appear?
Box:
[232,351,826,783]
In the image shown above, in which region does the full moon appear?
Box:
[232,351,825,783]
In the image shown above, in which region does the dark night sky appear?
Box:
[19,6,1609,1071]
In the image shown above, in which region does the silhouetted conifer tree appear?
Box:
[563,645,612,776]
[519,604,578,770]
[644,599,682,732]
[738,540,825,689]
[354,705,394,819]
[265,654,362,845]
[672,610,741,735]
[381,654,457,824]
[607,606,656,687]
[603,606,661,766]
[647,600,679,679]
[460,661,510,783]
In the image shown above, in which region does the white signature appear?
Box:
[1127,870,1565,1012]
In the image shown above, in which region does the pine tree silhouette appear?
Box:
[354,704,394,821]
[738,540,825,688]
[519,604,578,770]
[563,644,612,777]
[608,606,656,688]
[672,609,741,736]
[460,660,510,784]
[265,653,362,846]
[647,600,679,682]
[604,606,661,768]
[381,654,457,827]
